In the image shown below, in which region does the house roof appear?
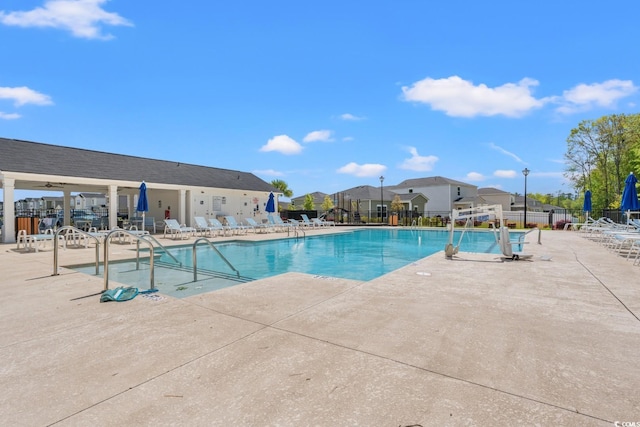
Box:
[453,195,491,205]
[0,137,275,192]
[396,193,428,203]
[478,187,510,195]
[292,191,327,202]
[328,185,396,200]
[393,176,474,188]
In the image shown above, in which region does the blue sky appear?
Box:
[1,0,639,202]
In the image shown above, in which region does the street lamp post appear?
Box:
[379,175,385,223]
[522,168,530,228]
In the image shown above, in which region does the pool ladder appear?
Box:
[52,228,241,292]
[192,238,240,282]
[287,227,305,239]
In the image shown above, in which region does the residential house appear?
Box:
[477,187,512,212]
[72,192,108,211]
[389,176,478,214]
[289,192,328,211]
[511,195,544,212]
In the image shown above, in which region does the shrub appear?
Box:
[554,219,571,230]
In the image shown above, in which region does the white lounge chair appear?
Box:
[245,217,272,233]
[163,219,196,239]
[267,215,294,232]
[300,214,318,227]
[224,216,249,235]
[498,226,532,261]
[312,217,335,227]
[207,218,230,236]
[16,229,64,252]
[194,216,221,237]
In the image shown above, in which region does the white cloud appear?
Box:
[253,169,284,177]
[466,172,484,181]
[556,79,638,114]
[401,75,549,118]
[398,146,438,172]
[303,130,334,143]
[340,113,365,121]
[342,136,354,142]
[337,162,386,177]
[0,111,21,120]
[494,170,518,178]
[488,142,523,163]
[0,0,133,40]
[259,135,303,155]
[0,86,53,106]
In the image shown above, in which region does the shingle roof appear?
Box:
[328,185,396,200]
[0,137,275,192]
[393,176,473,188]
[478,187,509,195]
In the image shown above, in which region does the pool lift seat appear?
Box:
[445,204,504,258]
[498,226,533,261]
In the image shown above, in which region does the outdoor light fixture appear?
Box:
[522,168,530,228]
[379,175,385,222]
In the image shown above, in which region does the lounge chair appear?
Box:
[207,218,231,236]
[16,229,64,252]
[194,216,222,237]
[163,219,196,239]
[224,216,249,235]
[312,217,335,227]
[300,214,318,227]
[131,216,156,233]
[498,226,532,261]
[288,218,302,229]
[267,215,294,232]
[245,217,272,233]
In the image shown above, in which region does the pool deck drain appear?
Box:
[1,227,639,425]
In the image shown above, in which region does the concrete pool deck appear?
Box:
[1,227,639,426]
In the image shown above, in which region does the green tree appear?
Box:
[391,195,404,213]
[321,195,334,213]
[270,179,293,198]
[303,194,315,210]
[564,113,640,210]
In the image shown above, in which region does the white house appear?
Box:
[389,176,478,214]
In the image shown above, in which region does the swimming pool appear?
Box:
[163,228,501,280]
[72,228,503,297]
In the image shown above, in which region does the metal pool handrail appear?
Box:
[138,234,182,267]
[52,226,101,276]
[103,229,155,291]
[192,238,240,282]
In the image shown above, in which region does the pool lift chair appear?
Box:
[445,204,541,260]
[445,205,504,258]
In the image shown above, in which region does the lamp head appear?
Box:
[522,168,530,177]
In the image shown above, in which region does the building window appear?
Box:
[457,187,461,196]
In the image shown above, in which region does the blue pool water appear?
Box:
[161,228,501,282]
[71,228,505,298]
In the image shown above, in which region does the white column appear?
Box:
[63,190,72,226]
[108,185,118,230]
[178,189,186,225]
[1,176,16,243]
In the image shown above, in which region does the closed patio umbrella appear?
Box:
[621,172,639,224]
[137,181,149,230]
[583,190,592,219]
[266,192,276,214]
